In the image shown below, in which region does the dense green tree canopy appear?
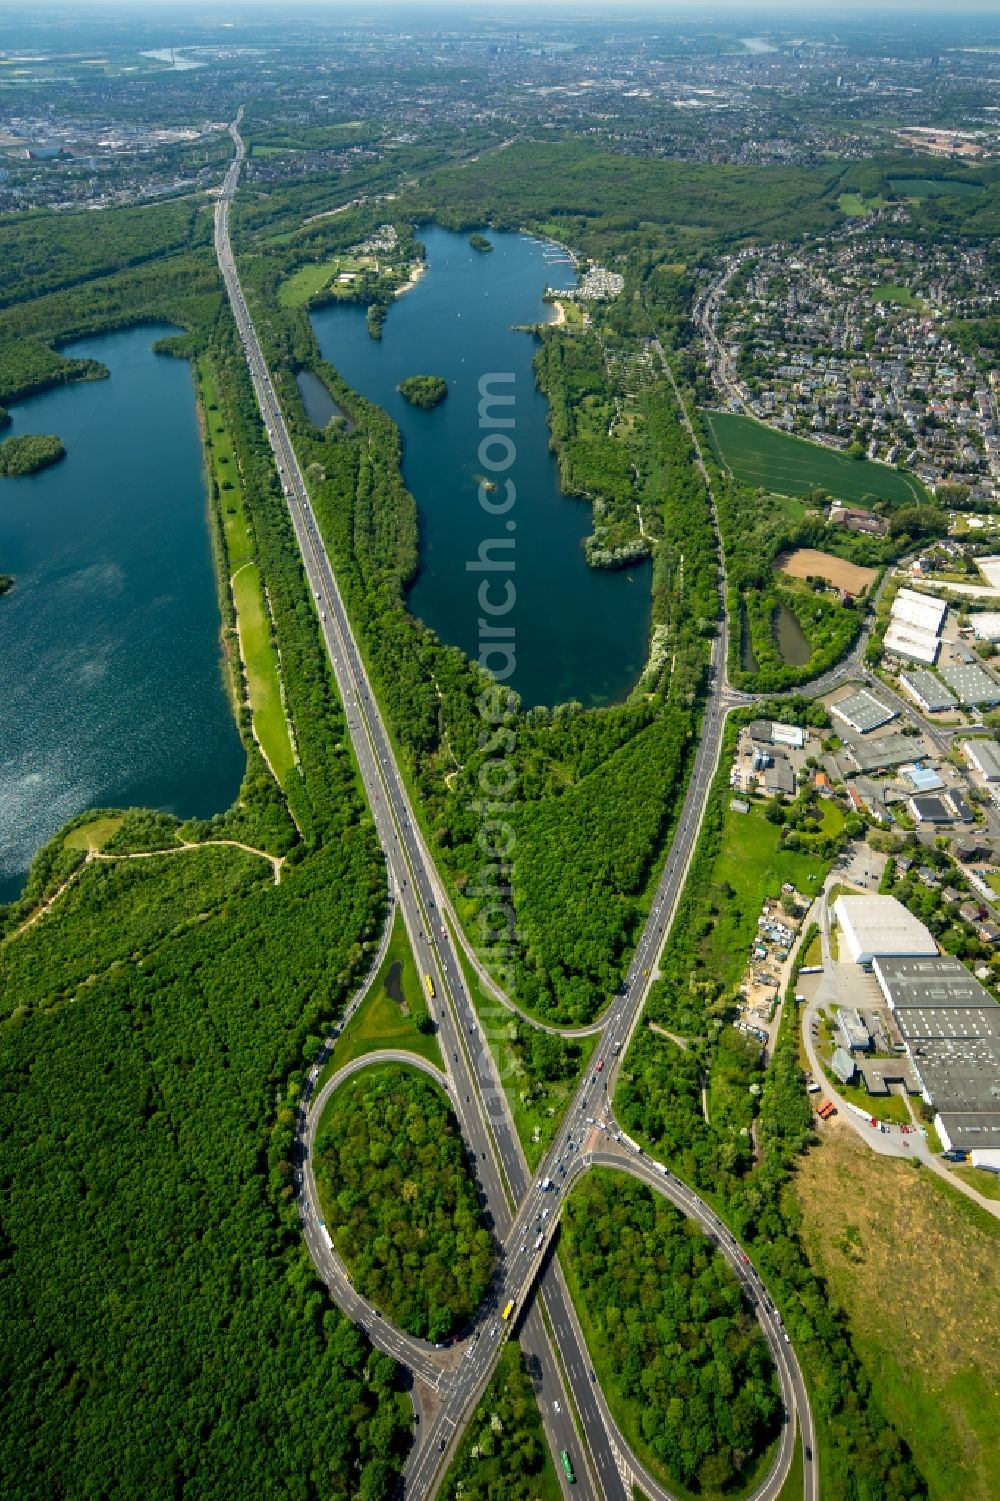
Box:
[314,1066,496,1341]
[0,432,65,476]
[561,1169,781,1494]
[397,373,448,408]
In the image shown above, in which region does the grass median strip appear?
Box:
[317,905,443,1084]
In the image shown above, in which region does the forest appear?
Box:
[312,1065,496,1342]
[0,201,412,1498]
[402,143,849,265]
[561,1169,782,1495]
[0,431,65,476]
[533,331,646,567]
[0,197,210,309]
[510,709,691,1023]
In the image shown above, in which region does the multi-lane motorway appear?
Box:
[214,116,816,1501]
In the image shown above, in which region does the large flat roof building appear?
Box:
[884,623,940,664]
[969,612,1000,642]
[834,895,938,967]
[963,738,1000,782]
[872,955,1000,1166]
[909,792,974,825]
[831,690,896,735]
[845,733,928,773]
[938,1115,1000,1165]
[891,587,948,635]
[940,661,1000,708]
[899,670,958,713]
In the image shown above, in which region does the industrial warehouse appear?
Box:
[873,955,1000,1169]
[833,894,940,967]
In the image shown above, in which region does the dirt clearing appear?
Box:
[778,548,877,595]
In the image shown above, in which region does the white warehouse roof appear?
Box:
[963,738,1000,780]
[834,894,938,966]
[970,613,1000,641]
[891,588,947,636]
[883,623,941,664]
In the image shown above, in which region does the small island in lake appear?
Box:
[397,375,448,409]
[0,432,66,477]
[469,233,493,253]
[0,573,13,596]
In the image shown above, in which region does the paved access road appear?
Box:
[215,117,817,1501]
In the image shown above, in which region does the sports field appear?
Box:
[703,410,927,507]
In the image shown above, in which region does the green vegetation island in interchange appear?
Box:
[396,373,448,408]
[0,433,66,477]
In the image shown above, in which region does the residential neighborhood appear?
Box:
[701,233,1000,503]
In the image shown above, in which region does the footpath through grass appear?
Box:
[198,357,295,790]
[703,409,927,508]
[63,815,124,852]
[231,563,296,787]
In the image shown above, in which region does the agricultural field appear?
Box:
[703,410,928,508]
[777,548,878,596]
[795,1129,1000,1501]
[889,177,984,198]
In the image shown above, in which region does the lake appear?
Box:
[296,368,354,432]
[309,225,651,709]
[0,324,244,904]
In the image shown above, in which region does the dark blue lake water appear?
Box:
[309,225,650,709]
[0,324,244,903]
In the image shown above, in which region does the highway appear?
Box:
[215,115,816,1501]
[215,112,604,1500]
